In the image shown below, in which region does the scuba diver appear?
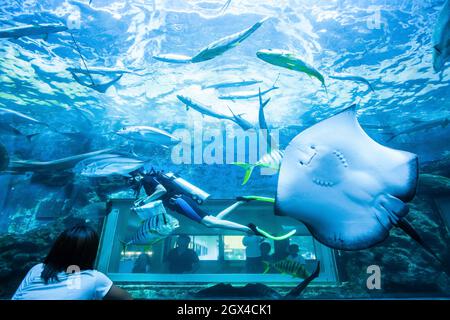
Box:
[128,168,265,236]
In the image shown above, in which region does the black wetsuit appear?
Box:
[141,174,208,223]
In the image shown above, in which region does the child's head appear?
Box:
[42,224,99,284]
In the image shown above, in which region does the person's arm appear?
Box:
[103,284,133,300]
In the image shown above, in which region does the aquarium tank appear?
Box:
[0,0,449,301]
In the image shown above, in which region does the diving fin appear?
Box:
[254,225,297,241]
[239,195,275,203]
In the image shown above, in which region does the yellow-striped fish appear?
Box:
[263,259,309,279]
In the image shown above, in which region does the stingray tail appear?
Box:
[232,162,255,185]
[397,219,449,274]
[284,261,321,299]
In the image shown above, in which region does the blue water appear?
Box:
[0,0,450,299]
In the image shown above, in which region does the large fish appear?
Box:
[66,66,143,76]
[202,80,263,90]
[233,149,284,185]
[76,155,146,178]
[432,0,450,72]
[0,23,67,40]
[329,73,374,92]
[0,107,47,126]
[7,148,114,174]
[218,86,279,100]
[387,117,450,141]
[256,49,327,93]
[116,126,181,147]
[70,71,123,93]
[154,17,268,64]
[276,105,419,249]
[177,95,233,120]
[0,124,39,142]
[275,105,447,268]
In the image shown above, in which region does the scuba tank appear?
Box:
[157,171,210,204]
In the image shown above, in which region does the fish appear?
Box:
[227,106,254,131]
[0,124,39,142]
[432,0,450,72]
[256,49,327,93]
[76,156,146,178]
[116,126,181,147]
[276,105,419,250]
[263,259,310,279]
[257,87,278,149]
[0,107,48,126]
[70,71,123,93]
[0,23,68,40]
[387,117,450,141]
[125,201,180,247]
[154,17,268,64]
[233,149,284,185]
[0,142,9,171]
[275,105,448,268]
[6,148,115,174]
[218,86,279,100]
[329,73,375,92]
[66,66,143,76]
[202,80,263,90]
[177,95,233,120]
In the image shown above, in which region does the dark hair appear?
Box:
[41,224,99,284]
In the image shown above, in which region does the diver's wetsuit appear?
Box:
[141,174,208,223]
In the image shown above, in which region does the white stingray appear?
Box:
[275,105,418,250]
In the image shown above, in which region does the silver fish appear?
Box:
[0,23,67,39]
[154,17,268,64]
[116,126,181,147]
[329,73,375,92]
[78,156,145,177]
[177,95,233,120]
[218,86,279,100]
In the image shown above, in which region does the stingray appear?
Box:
[275,105,447,268]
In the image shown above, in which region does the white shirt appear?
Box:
[12,263,113,300]
[242,236,264,258]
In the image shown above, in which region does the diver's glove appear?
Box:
[237,196,255,203]
[247,223,266,237]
